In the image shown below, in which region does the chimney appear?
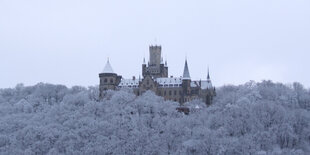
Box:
[132,76,136,80]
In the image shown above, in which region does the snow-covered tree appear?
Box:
[0,81,309,154]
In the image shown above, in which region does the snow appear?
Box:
[118,78,141,87]
[200,80,213,89]
[0,81,309,154]
[156,77,182,87]
[102,60,114,73]
[189,80,213,89]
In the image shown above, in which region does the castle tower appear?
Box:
[142,57,147,76]
[182,59,191,103]
[99,59,122,98]
[149,45,161,67]
[142,45,168,78]
[204,67,216,106]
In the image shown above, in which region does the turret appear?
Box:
[204,67,215,106]
[182,59,191,103]
[182,59,191,80]
[99,59,122,98]
[207,67,210,81]
[142,57,147,77]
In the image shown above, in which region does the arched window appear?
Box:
[104,78,108,83]
[110,79,114,83]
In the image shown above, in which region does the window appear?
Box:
[164,91,166,96]
[147,79,149,85]
[169,90,172,96]
[174,90,177,96]
[104,78,108,83]
[110,79,114,83]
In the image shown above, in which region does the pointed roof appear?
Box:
[207,67,210,80]
[182,59,191,80]
[143,57,146,64]
[102,59,114,73]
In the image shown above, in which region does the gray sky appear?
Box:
[1,0,310,88]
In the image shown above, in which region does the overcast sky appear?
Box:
[1,0,309,88]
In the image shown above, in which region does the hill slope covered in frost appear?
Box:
[0,81,309,154]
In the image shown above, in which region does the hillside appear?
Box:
[0,81,309,154]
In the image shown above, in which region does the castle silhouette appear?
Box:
[99,45,215,105]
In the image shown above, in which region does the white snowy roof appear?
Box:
[156,77,182,85]
[201,80,213,89]
[118,79,141,87]
[102,60,114,73]
[189,80,213,89]
[118,77,213,89]
[191,81,199,87]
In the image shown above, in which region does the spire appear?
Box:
[182,59,191,80]
[143,57,146,64]
[102,59,114,73]
[161,57,164,64]
[165,60,167,67]
[207,66,210,80]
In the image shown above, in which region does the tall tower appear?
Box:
[182,59,191,103]
[200,67,216,106]
[149,45,161,67]
[142,45,168,78]
[205,68,216,105]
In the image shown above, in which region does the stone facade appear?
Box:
[99,45,216,105]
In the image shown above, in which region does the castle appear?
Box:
[99,45,216,105]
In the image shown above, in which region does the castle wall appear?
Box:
[157,87,183,103]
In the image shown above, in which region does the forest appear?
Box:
[0,81,309,154]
